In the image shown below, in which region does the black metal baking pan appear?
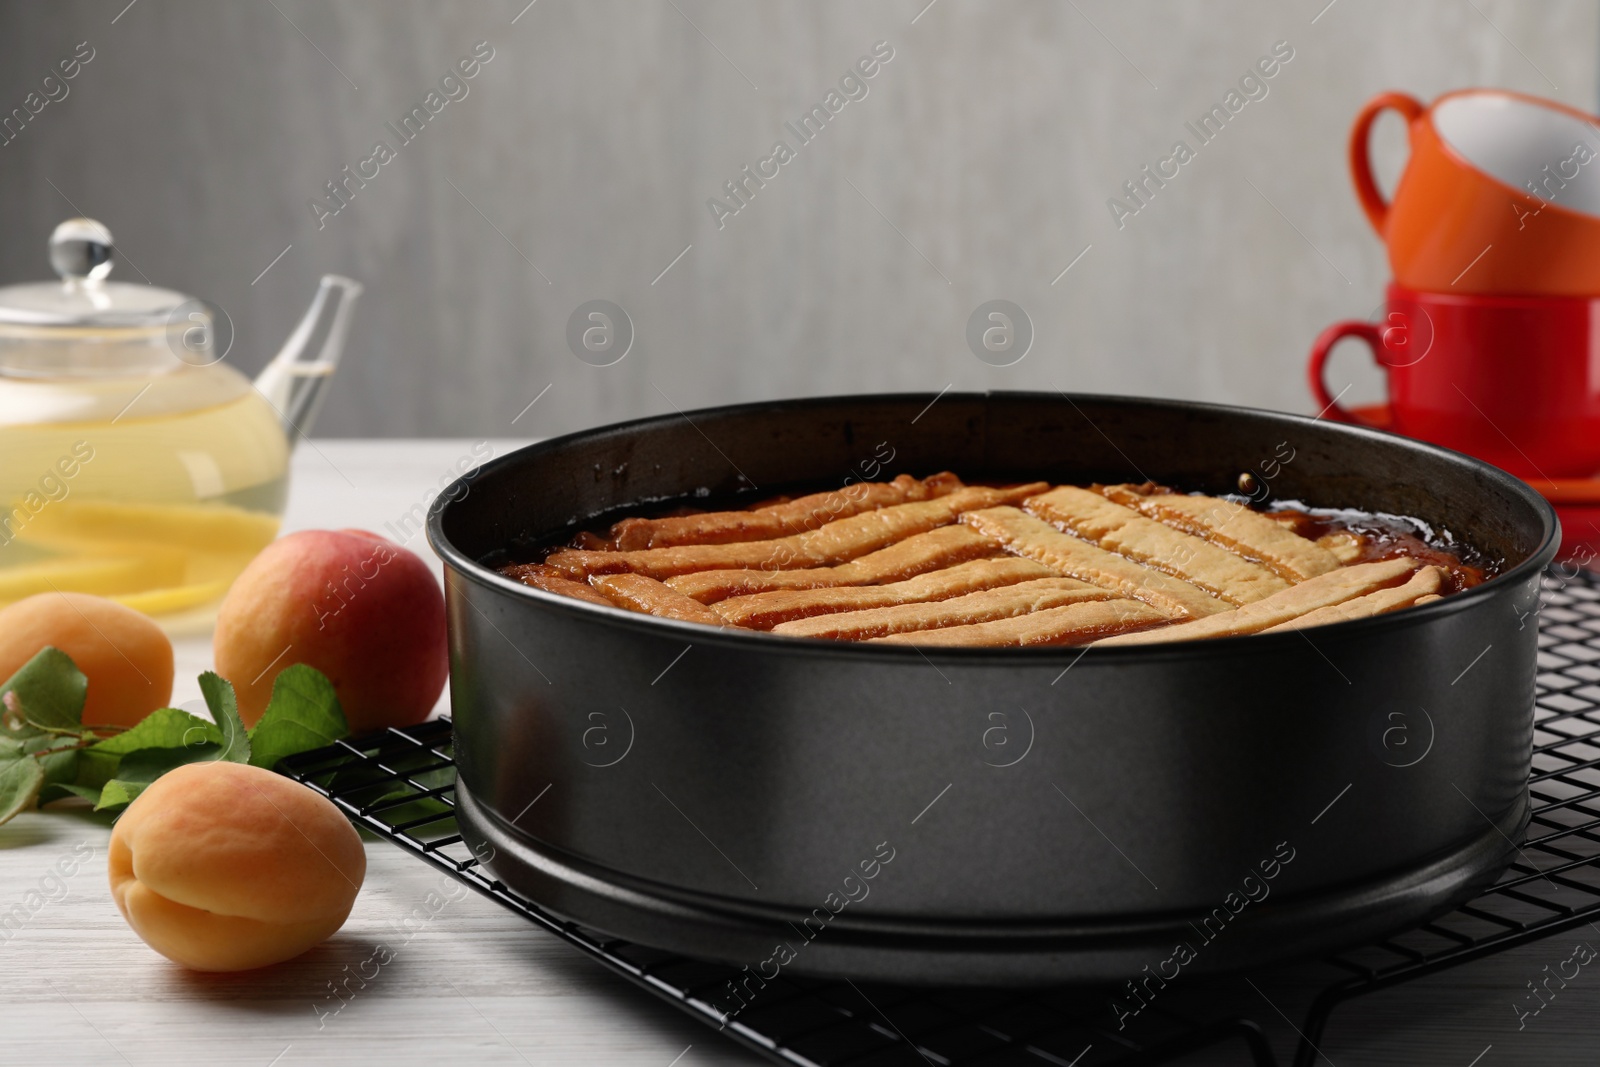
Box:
[426,391,1558,986]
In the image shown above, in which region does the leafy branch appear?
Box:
[0,648,349,824]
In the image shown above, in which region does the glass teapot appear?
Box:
[0,218,361,631]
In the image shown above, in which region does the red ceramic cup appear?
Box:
[1308,283,1600,478]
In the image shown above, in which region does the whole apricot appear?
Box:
[108,761,365,971]
[0,591,173,728]
[213,529,447,731]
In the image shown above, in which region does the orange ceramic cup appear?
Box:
[1350,89,1600,296]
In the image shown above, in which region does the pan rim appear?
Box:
[427,390,1561,664]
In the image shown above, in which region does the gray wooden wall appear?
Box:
[0,0,1593,437]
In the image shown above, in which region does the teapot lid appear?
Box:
[0,218,193,327]
[0,219,220,379]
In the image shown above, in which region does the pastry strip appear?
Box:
[715,556,1055,629]
[1318,530,1364,564]
[1094,557,1420,647]
[609,473,961,550]
[545,484,1047,581]
[870,598,1167,648]
[502,564,616,607]
[666,524,1002,603]
[1101,486,1340,582]
[776,577,1116,640]
[1026,487,1289,605]
[1260,566,1443,633]
[960,506,1228,619]
[589,574,726,625]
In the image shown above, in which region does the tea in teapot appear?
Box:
[0,219,360,631]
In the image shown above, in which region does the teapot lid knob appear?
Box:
[49,218,114,283]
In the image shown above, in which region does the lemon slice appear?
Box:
[0,555,168,600]
[18,500,280,554]
[112,579,234,615]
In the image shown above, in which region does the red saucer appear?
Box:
[1347,403,1600,561]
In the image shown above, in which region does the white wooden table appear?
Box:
[4,441,1597,1066]
[3,440,751,1067]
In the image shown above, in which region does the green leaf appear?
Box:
[78,706,222,793]
[74,750,121,794]
[40,783,104,805]
[89,707,222,756]
[114,742,224,783]
[0,749,46,824]
[247,665,349,770]
[90,742,225,812]
[24,733,81,789]
[198,672,250,765]
[0,726,80,821]
[0,711,48,752]
[0,647,86,733]
[94,779,146,811]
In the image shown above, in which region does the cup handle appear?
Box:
[1348,91,1425,236]
[1308,320,1385,425]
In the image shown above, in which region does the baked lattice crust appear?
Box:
[499,474,1456,647]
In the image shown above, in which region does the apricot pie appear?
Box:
[499,473,1483,647]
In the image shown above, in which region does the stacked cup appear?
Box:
[1308,90,1600,499]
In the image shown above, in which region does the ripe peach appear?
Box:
[0,591,173,728]
[213,529,447,731]
[109,761,365,971]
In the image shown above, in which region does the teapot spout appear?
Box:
[254,274,362,444]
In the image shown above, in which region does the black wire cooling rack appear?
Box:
[279,565,1600,1067]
